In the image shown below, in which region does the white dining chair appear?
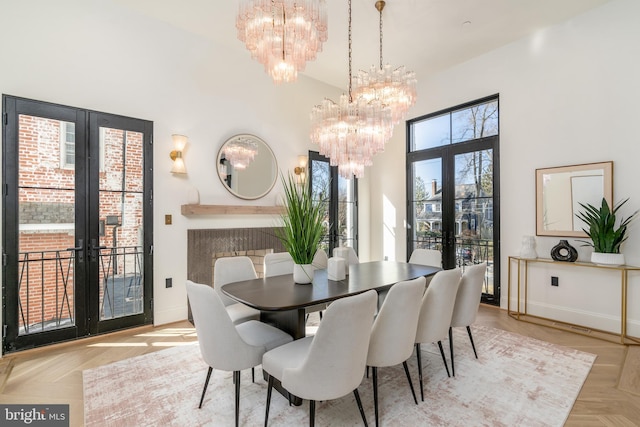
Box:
[333,246,360,265]
[263,252,295,277]
[262,290,378,427]
[414,268,461,401]
[312,248,328,270]
[367,277,426,426]
[409,248,442,268]
[213,256,261,325]
[449,262,487,376]
[186,280,293,427]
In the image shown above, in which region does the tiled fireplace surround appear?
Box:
[187,227,285,287]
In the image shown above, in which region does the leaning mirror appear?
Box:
[217,134,278,200]
[536,161,613,237]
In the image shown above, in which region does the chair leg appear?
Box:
[416,343,424,402]
[372,367,379,427]
[467,326,478,359]
[252,367,255,383]
[319,311,323,321]
[265,374,273,427]
[402,361,418,405]
[449,327,455,377]
[234,370,241,427]
[353,388,368,427]
[199,367,213,409]
[437,341,450,378]
[309,400,316,427]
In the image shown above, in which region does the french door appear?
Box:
[308,151,358,256]
[2,96,153,353]
[407,95,500,304]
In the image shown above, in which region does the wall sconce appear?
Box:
[170,134,187,174]
[294,155,307,182]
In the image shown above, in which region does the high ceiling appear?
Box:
[115,0,613,89]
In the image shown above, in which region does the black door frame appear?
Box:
[2,95,153,353]
[406,94,500,304]
[308,151,358,255]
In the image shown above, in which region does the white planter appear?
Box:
[293,264,315,284]
[591,252,625,266]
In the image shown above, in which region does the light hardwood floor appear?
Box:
[1,305,639,426]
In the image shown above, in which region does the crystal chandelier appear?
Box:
[236,0,328,84]
[224,137,259,170]
[353,1,417,125]
[310,0,393,179]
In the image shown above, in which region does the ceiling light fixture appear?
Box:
[236,0,328,84]
[353,0,417,125]
[310,0,393,179]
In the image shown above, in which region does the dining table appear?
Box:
[222,260,441,339]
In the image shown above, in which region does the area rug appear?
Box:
[83,326,595,426]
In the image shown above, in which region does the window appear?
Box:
[60,121,75,168]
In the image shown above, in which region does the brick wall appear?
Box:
[17,115,145,331]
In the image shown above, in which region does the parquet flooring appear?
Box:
[1,306,639,426]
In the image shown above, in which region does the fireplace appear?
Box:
[187,227,285,287]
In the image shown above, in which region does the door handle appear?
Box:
[66,239,84,264]
[90,239,107,262]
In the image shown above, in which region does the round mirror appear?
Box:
[217,134,278,200]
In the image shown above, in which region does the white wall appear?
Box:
[369,0,640,335]
[0,0,342,328]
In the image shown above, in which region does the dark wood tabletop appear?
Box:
[222,260,441,405]
[222,260,440,314]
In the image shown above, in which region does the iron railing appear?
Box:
[17,245,144,335]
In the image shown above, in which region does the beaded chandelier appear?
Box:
[310,0,393,179]
[236,0,328,84]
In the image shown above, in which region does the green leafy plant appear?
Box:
[575,197,637,253]
[276,173,327,264]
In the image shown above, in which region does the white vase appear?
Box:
[591,252,625,266]
[293,264,314,284]
[519,235,538,259]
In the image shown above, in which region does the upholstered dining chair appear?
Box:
[264,251,326,322]
[449,262,488,376]
[185,280,293,427]
[408,248,442,268]
[367,277,426,427]
[333,246,360,265]
[263,252,295,277]
[414,268,462,401]
[213,256,261,325]
[262,290,378,427]
[312,248,328,269]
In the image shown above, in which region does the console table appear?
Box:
[507,256,640,345]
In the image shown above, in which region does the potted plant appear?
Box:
[276,173,326,283]
[575,197,637,265]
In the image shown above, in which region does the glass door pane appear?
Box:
[98,127,145,320]
[17,115,78,335]
[410,158,443,253]
[337,174,356,248]
[454,149,494,298]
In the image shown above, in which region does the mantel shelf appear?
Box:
[181,204,285,216]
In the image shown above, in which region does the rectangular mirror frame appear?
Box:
[536,161,613,237]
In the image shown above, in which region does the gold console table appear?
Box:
[508,256,640,345]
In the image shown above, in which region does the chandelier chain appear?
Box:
[379,4,383,69]
[348,0,353,102]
